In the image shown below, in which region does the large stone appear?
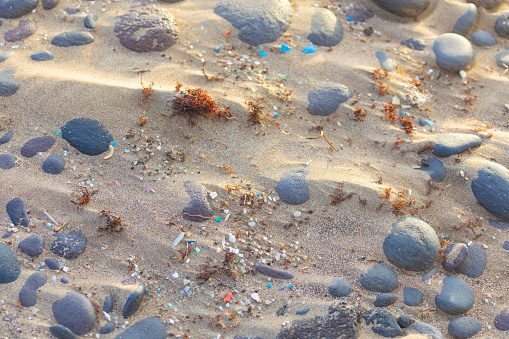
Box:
[4,19,37,42]
[0,0,38,19]
[61,118,113,156]
[276,167,310,205]
[452,4,477,37]
[372,0,431,18]
[307,85,352,116]
[308,8,343,47]
[50,231,87,259]
[435,276,474,315]
[471,161,509,220]
[52,292,96,335]
[114,317,166,339]
[448,316,482,338]
[433,33,474,72]
[363,308,404,337]
[0,243,21,284]
[432,133,481,157]
[360,264,398,293]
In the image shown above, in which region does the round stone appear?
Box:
[99,322,115,334]
[495,307,509,331]
[4,19,37,42]
[61,118,113,156]
[182,181,214,222]
[433,33,474,72]
[308,8,343,47]
[328,278,353,297]
[435,276,474,315]
[52,292,96,335]
[0,243,21,284]
[307,85,352,116]
[31,50,54,61]
[21,136,55,158]
[372,0,431,18]
[383,216,439,272]
[42,154,65,174]
[51,30,95,47]
[360,264,398,293]
[0,67,20,97]
[442,242,468,271]
[457,244,487,278]
[470,31,496,47]
[403,287,422,307]
[84,13,98,29]
[494,11,509,38]
[448,316,482,338]
[113,317,166,339]
[276,167,310,205]
[373,293,396,307]
[0,154,15,169]
[45,258,60,270]
[471,161,509,220]
[18,234,44,257]
[50,231,87,259]
[0,0,38,19]
[123,284,146,318]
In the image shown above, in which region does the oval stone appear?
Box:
[114,317,166,339]
[448,316,482,338]
[471,161,509,220]
[435,276,474,315]
[308,8,343,47]
[123,284,146,318]
[360,264,398,293]
[433,33,473,72]
[0,243,21,284]
[52,292,96,335]
[256,265,294,280]
[372,0,431,18]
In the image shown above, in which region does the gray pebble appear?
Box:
[114,317,166,339]
[470,31,496,47]
[42,0,59,10]
[18,272,47,307]
[31,50,54,61]
[448,316,482,338]
[328,278,352,297]
[123,284,146,318]
[403,287,422,306]
[0,67,20,97]
[4,19,36,42]
[409,320,446,339]
[308,8,343,46]
[0,243,21,284]
[397,316,415,328]
[375,50,394,72]
[457,244,487,278]
[503,241,509,251]
[50,231,87,259]
[471,161,509,220]
[442,242,468,271]
[0,130,13,144]
[49,325,78,339]
[495,51,509,69]
[0,51,13,62]
[100,322,116,334]
[84,13,98,29]
[0,154,15,169]
[61,118,113,156]
[372,0,430,18]
[21,136,55,158]
[52,292,96,335]
[0,0,38,19]
[494,11,509,38]
[360,264,398,293]
[452,4,477,37]
[45,258,60,270]
[51,30,95,47]
[373,293,396,307]
[182,181,214,222]
[435,276,474,315]
[432,133,481,157]
[6,197,29,226]
[307,85,352,116]
[256,265,294,280]
[60,278,69,284]
[276,167,310,205]
[495,307,509,331]
[422,267,439,281]
[42,154,65,174]
[18,234,44,257]
[103,295,113,313]
[490,220,509,230]
[401,38,425,50]
[420,157,446,182]
[363,308,403,337]
[433,33,473,72]
[2,232,12,238]
[296,307,310,315]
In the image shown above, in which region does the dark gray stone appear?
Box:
[452,4,477,37]
[432,133,481,157]
[2,232,12,238]
[489,220,509,230]
[256,265,294,280]
[503,241,509,250]
[84,13,98,29]
[0,243,21,284]
[495,51,509,69]
[0,154,15,169]
[433,33,474,72]
[123,283,146,318]
[18,234,44,257]
[397,316,414,328]
[401,38,425,50]
[308,8,343,47]
[403,287,422,306]
[64,7,79,15]
[383,216,439,272]
[328,278,352,297]
[375,50,394,72]
[471,161,509,220]
[372,0,431,18]
[18,271,47,307]
[457,244,487,278]
[42,154,65,174]
[296,308,310,315]
[52,292,96,335]
[422,267,439,281]
[49,325,78,339]
[51,30,95,47]
[360,264,398,293]
[435,276,474,315]
[0,67,20,96]
[45,258,60,270]
[276,167,310,205]
[4,19,36,41]
[61,118,113,156]
[42,0,58,10]
[363,308,403,337]
[276,301,357,339]
[214,0,293,46]
[0,0,38,19]
[307,85,352,116]
[182,181,214,222]
[100,322,116,334]
[495,11,509,38]
[60,278,69,284]
[373,293,396,307]
[442,243,468,271]
[409,320,446,339]
[114,317,166,339]
[495,307,509,331]
[114,5,178,52]
[0,51,14,62]
[50,231,87,259]
[6,197,29,226]
[448,316,482,338]
[0,130,13,144]
[31,50,54,61]
[21,136,55,158]
[103,296,113,313]
[470,31,496,47]
[420,157,446,182]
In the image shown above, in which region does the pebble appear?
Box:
[0,243,21,283]
[503,240,509,250]
[495,51,509,69]
[0,67,20,96]
[276,167,310,205]
[18,234,44,257]
[344,7,374,22]
[0,51,13,62]
[0,130,13,144]
[495,307,509,331]
[4,19,37,42]
[457,243,487,278]
[84,13,98,29]
[21,136,55,158]
[375,50,394,72]
[448,316,482,338]
[403,287,422,307]
[470,31,496,47]
[372,0,431,18]
[471,161,509,220]
[432,133,481,157]
[373,293,396,307]
[0,154,15,169]
[296,307,310,315]
[18,272,47,307]
[123,283,146,318]
[61,118,113,155]
[42,154,65,174]
[307,85,352,116]
[452,3,477,36]
[494,11,509,38]
[359,264,398,293]
[442,242,468,272]
[52,292,96,335]
[6,197,29,226]
[61,278,69,284]
[214,0,293,46]
[31,50,54,61]
[255,265,294,280]
[383,216,439,271]
[0,0,38,19]
[114,317,166,339]
[50,231,88,259]
[401,38,426,51]
[397,316,415,328]
[419,157,446,182]
[308,8,343,47]
[115,5,178,52]
[182,181,214,221]
[100,322,116,334]
[49,324,78,339]
[490,220,509,230]
[45,258,60,270]
[51,30,95,47]
[42,0,59,10]
[409,320,446,339]
[433,33,474,72]
[363,308,403,337]
[2,232,12,238]
[103,295,113,313]
[328,278,352,297]
[435,276,474,315]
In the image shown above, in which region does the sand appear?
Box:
[1,0,509,338]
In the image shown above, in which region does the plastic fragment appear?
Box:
[259,50,268,56]
[281,43,293,53]
[302,44,317,54]
[172,232,185,247]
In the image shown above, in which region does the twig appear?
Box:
[54,221,70,232]
[307,131,337,151]
[43,211,59,226]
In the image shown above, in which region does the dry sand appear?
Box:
[1,0,509,338]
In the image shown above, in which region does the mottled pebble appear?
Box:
[373,293,396,307]
[182,181,214,222]
[42,0,59,10]
[495,307,509,331]
[0,0,38,19]
[31,50,54,61]
[452,4,477,37]
[308,8,343,47]
[328,278,352,297]
[471,161,509,220]
[442,242,468,271]
[61,118,113,156]
[45,258,60,270]
[375,51,394,72]
[419,157,446,182]
[495,11,509,38]
[256,265,294,280]
[432,133,481,157]
[6,197,29,226]
[363,308,403,337]
[307,85,352,116]
[50,231,87,259]
[0,243,21,284]
[435,276,474,315]
[18,234,44,257]
[276,167,310,205]
[401,38,425,50]
[296,307,310,315]
[42,154,65,174]
[49,324,78,339]
[100,322,116,334]
[51,30,95,47]
[495,51,509,69]
[433,33,474,72]
[18,272,47,307]
[84,13,98,29]
[0,130,13,144]
[114,317,166,339]
[4,19,37,42]
[372,0,431,18]
[448,316,482,338]
[403,287,422,307]
[123,284,146,318]
[0,67,20,96]
[52,292,96,335]
[103,295,113,313]
[21,136,55,158]
[470,31,496,47]
[0,154,15,169]
[457,244,487,278]
[360,264,398,293]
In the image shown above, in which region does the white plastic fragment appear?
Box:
[459,70,466,79]
[251,293,261,302]
[172,232,185,247]
[228,234,236,243]
[293,211,302,217]
[209,192,218,199]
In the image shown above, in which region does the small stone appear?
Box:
[4,19,37,42]
[403,287,422,306]
[42,154,65,174]
[495,307,509,331]
[21,136,55,158]
[495,51,509,69]
[0,67,20,97]
[363,308,403,337]
[42,0,59,10]
[401,38,425,51]
[373,293,396,307]
[442,243,468,271]
[503,241,509,251]
[308,8,343,47]
[433,33,474,73]
[0,154,15,169]
[182,181,214,222]
[448,316,482,338]
[452,4,477,37]
[375,51,394,72]
[103,296,113,313]
[18,234,44,257]
[84,13,98,29]
[307,85,352,116]
[397,316,415,328]
[45,258,60,270]
[19,272,47,307]
[360,264,398,293]
[470,31,496,47]
[276,167,310,205]
[296,307,310,315]
[255,265,294,279]
[435,276,474,315]
[61,118,113,156]
[0,131,13,145]
[0,0,38,19]
[123,284,146,318]
[419,157,446,182]
[471,161,509,220]
[6,197,29,226]
[50,231,88,259]
[457,244,487,278]
[31,50,54,61]
[49,324,78,339]
[494,11,509,38]
[51,30,95,47]
[52,292,96,335]
[372,0,431,18]
[328,278,352,297]
[432,133,481,157]
[100,322,116,334]
[0,243,21,284]
[113,317,166,339]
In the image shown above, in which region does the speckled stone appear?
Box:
[50,231,87,259]
[61,118,113,156]
[0,154,15,169]
[49,324,78,339]
[432,133,481,157]
[45,258,60,270]
[363,308,403,337]
[0,131,13,144]
[442,242,468,271]
[495,11,509,38]
[256,265,294,280]
[18,234,44,257]
[42,154,65,174]
[372,0,431,18]
[308,8,343,46]
[448,316,482,338]
[51,30,95,47]
[433,33,474,72]
[360,264,398,293]
[123,284,146,318]
[52,292,96,335]
[31,50,54,61]
[457,244,487,278]
[21,136,55,158]
[373,293,396,307]
[403,287,422,306]
[18,272,47,306]
[470,31,496,47]
[0,0,38,19]
[307,85,352,116]
[328,278,353,297]
[471,161,509,220]
[114,317,166,339]
[0,243,21,284]
[182,181,214,222]
[452,4,477,37]
[435,276,474,315]
[6,197,29,226]
[0,67,20,97]
[276,167,310,205]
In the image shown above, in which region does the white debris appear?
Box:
[172,232,185,247]
[209,192,218,199]
[251,293,261,303]
[293,211,302,217]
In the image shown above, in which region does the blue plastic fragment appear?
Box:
[302,44,317,54]
[260,50,268,56]
[347,17,353,22]
[111,142,117,147]
[188,240,197,243]
[214,47,221,52]
[281,43,293,53]
[425,120,434,126]
[279,286,285,290]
